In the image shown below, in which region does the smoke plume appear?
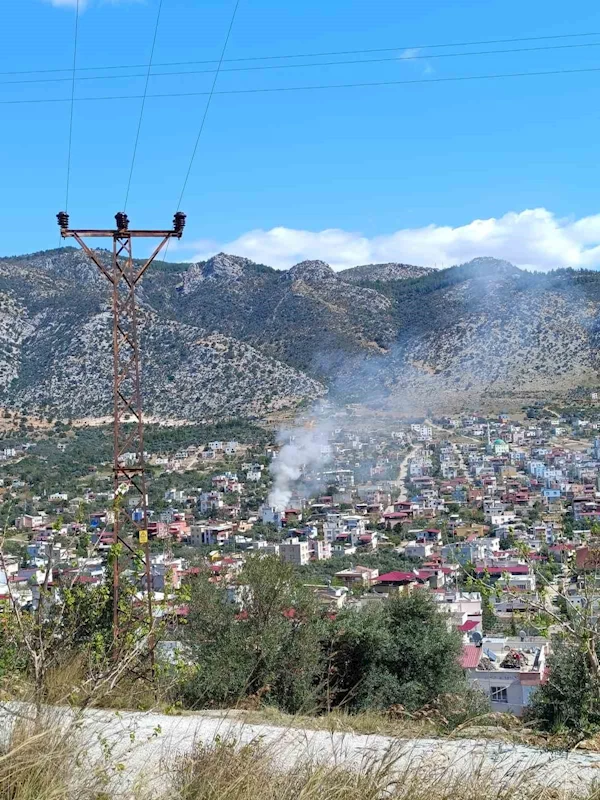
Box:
[267,414,333,511]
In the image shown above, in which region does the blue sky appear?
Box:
[4,0,600,269]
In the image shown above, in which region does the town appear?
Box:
[2,404,600,717]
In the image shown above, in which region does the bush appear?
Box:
[329,592,468,712]
[526,637,600,733]
[178,565,476,719]
[180,556,325,714]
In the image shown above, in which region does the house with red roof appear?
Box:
[460,636,549,715]
[373,570,420,594]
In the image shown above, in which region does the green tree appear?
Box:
[329,591,466,712]
[181,556,324,713]
[528,637,600,732]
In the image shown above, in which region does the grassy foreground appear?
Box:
[1,713,600,800]
[172,737,600,800]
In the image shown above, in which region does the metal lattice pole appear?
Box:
[56,210,186,651]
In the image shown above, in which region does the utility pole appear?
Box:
[56,211,186,653]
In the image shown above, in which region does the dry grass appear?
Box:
[1,652,160,713]
[0,713,108,800]
[241,706,443,738]
[238,706,547,745]
[170,736,600,800]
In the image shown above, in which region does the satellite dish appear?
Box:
[471,631,483,646]
[519,629,527,641]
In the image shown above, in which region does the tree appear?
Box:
[527,637,600,732]
[0,528,153,708]
[181,556,324,713]
[329,591,466,712]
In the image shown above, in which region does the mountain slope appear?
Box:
[0,250,325,420]
[338,262,434,283]
[144,254,397,374]
[11,310,323,419]
[2,247,600,418]
[340,260,600,411]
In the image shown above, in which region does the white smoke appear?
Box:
[267,416,333,511]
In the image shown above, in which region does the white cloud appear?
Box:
[185,209,600,272]
[44,0,88,6]
[43,0,141,7]
[398,48,433,76]
[399,48,421,60]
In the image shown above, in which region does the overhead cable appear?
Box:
[175,0,241,210]
[3,29,600,77]
[123,0,164,210]
[3,39,600,88]
[3,63,600,106]
[64,0,80,212]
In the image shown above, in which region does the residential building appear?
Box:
[334,565,379,588]
[279,537,310,566]
[461,637,548,715]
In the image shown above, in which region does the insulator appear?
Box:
[173,211,186,234]
[115,212,129,230]
[57,211,69,229]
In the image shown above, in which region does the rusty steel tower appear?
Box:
[57,210,186,645]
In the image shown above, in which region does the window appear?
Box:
[490,686,508,703]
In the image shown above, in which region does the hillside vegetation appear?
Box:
[2,249,600,417]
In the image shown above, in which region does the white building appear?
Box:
[307,539,331,561]
[322,513,366,545]
[279,537,310,566]
[164,488,186,503]
[496,573,537,592]
[404,540,434,559]
[15,513,48,530]
[199,491,224,515]
[190,522,232,546]
[463,637,548,715]
[410,424,433,441]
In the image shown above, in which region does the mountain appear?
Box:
[1,248,600,419]
[0,249,324,420]
[345,258,600,412]
[142,253,397,374]
[338,262,434,283]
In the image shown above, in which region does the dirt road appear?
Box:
[2,704,600,798]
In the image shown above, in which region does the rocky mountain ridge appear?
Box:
[338,262,434,282]
[1,248,600,418]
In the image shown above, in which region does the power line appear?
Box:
[64,0,80,213]
[123,0,164,211]
[176,0,241,210]
[4,39,600,88]
[3,29,600,78]
[3,63,600,107]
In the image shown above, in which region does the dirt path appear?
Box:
[396,447,417,501]
[2,704,600,798]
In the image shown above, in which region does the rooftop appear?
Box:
[460,645,482,669]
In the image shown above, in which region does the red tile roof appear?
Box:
[457,619,479,632]
[378,571,418,583]
[460,645,482,669]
